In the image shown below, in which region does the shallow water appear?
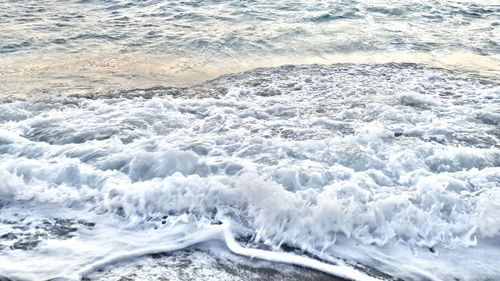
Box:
[0,0,499,97]
[0,1,500,281]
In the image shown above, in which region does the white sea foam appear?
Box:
[0,64,499,281]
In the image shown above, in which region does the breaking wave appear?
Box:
[0,63,499,281]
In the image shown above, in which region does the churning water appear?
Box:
[0,1,499,281]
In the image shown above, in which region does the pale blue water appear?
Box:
[0,0,499,96]
[0,1,499,281]
[1,0,499,55]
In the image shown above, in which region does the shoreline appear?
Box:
[1,60,498,104]
[84,243,351,281]
[1,51,499,100]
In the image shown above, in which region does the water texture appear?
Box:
[0,63,499,280]
[0,0,499,97]
[0,1,500,281]
[2,0,499,55]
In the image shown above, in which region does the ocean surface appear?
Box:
[0,1,499,281]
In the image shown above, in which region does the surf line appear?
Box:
[77,221,381,281]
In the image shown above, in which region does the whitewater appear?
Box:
[0,64,499,280]
[1,1,500,281]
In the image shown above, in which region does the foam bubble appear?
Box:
[0,64,499,281]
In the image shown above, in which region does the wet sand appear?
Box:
[1,50,499,100]
[83,244,351,281]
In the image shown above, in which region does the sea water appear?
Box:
[0,1,499,281]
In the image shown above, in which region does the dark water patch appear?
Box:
[0,40,32,54]
[0,275,17,281]
[365,6,405,16]
[1,217,95,251]
[476,112,500,125]
[68,33,128,42]
[68,86,185,100]
[309,10,362,22]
